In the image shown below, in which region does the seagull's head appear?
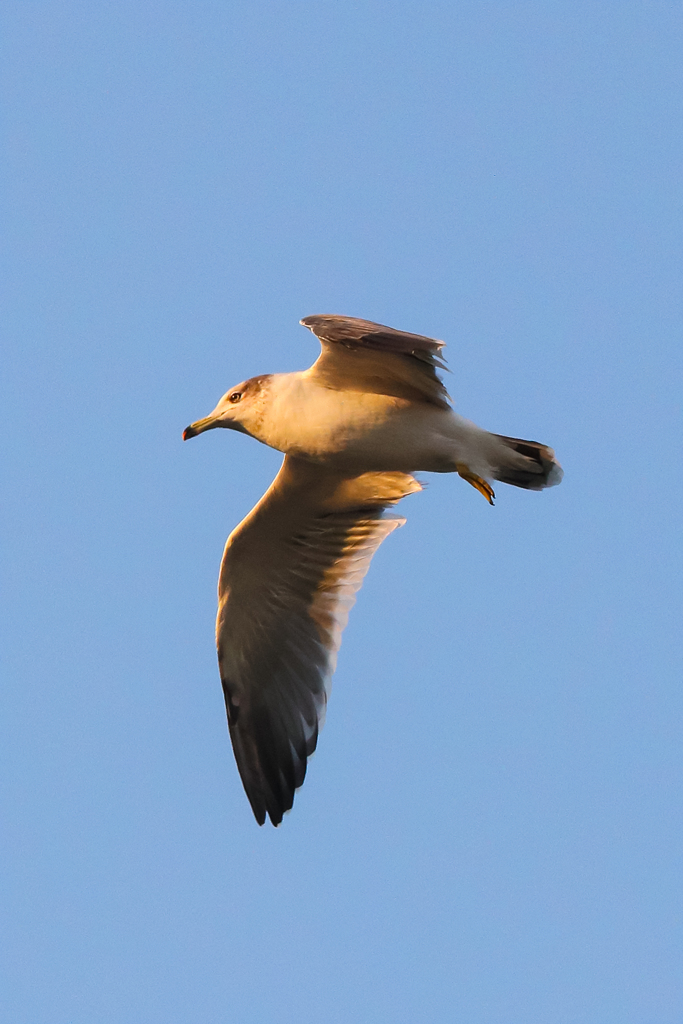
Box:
[183,374,272,441]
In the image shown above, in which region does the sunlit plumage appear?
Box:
[184,315,562,825]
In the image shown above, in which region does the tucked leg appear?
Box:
[455,463,495,505]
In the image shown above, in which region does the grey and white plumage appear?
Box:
[183,315,562,825]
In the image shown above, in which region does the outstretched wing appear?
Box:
[216,455,421,826]
[301,314,451,409]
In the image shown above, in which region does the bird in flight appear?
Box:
[183,315,562,826]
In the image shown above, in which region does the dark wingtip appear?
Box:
[182,425,195,440]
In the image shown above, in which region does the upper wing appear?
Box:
[300,314,451,410]
[216,455,422,826]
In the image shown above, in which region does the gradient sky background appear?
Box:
[3,2,682,1022]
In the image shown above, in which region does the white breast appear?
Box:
[257,374,486,474]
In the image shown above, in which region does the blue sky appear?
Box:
[3,2,682,1021]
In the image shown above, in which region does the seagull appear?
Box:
[183,315,562,826]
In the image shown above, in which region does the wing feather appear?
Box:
[301,314,451,410]
[216,455,421,825]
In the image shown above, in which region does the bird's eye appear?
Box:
[229,391,242,403]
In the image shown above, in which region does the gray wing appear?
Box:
[301,314,451,409]
[216,456,421,826]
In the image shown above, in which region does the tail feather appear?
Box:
[492,434,563,490]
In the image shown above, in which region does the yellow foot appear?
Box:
[456,464,495,505]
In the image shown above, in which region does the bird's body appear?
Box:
[233,370,501,475]
[184,315,562,825]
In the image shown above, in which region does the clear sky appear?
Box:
[3,2,682,1022]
